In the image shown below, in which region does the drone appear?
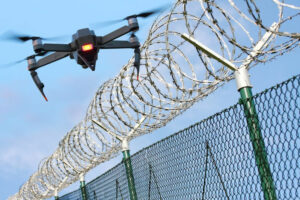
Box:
[2,8,165,101]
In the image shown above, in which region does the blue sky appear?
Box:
[0,0,299,199]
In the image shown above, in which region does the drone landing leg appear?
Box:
[30,71,48,101]
[98,41,141,80]
[134,48,140,80]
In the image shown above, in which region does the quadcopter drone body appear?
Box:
[27,17,141,101]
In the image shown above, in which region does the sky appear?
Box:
[0,0,299,199]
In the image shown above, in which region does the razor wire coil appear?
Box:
[61,74,300,200]
[9,0,299,199]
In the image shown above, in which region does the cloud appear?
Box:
[0,143,44,173]
[0,129,61,177]
[0,86,21,118]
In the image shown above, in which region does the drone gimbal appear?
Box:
[26,17,141,101]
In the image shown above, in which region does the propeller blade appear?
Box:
[18,36,41,42]
[136,11,156,18]
[91,19,124,29]
[0,52,50,69]
[0,31,68,43]
[92,4,170,29]
[0,58,26,68]
[44,34,69,41]
[0,31,39,42]
[125,4,170,20]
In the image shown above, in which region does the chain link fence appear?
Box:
[59,74,299,200]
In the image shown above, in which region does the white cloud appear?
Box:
[0,86,21,119]
[0,130,60,177]
[0,144,44,173]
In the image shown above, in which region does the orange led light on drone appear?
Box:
[82,43,94,52]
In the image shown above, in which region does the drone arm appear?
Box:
[34,43,73,53]
[99,24,139,44]
[28,52,70,71]
[98,40,140,49]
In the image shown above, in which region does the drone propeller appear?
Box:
[0,52,50,69]
[92,4,169,28]
[15,35,42,42]
[124,7,166,20]
[0,58,26,68]
[0,31,68,43]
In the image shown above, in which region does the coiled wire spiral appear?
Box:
[9,0,299,199]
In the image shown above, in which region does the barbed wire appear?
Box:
[9,0,299,199]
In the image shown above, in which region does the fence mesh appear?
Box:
[59,74,299,200]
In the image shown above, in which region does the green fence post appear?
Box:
[92,117,144,200]
[235,67,277,200]
[181,30,278,200]
[122,139,138,200]
[54,189,59,200]
[80,174,88,200]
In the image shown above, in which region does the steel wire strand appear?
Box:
[9,0,300,199]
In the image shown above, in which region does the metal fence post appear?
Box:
[80,174,88,200]
[54,189,59,200]
[92,119,139,200]
[181,30,278,199]
[122,139,138,200]
[235,68,277,200]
